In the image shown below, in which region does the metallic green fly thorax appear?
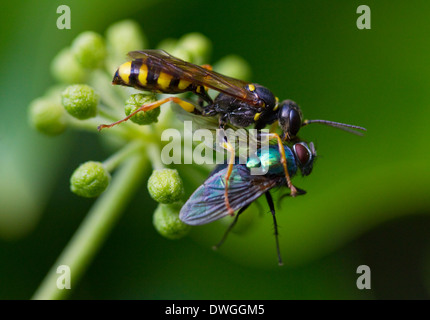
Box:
[246,145,297,177]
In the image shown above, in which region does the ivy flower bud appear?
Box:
[124,93,159,125]
[28,97,67,136]
[147,169,184,204]
[214,55,251,81]
[71,31,106,69]
[50,48,88,84]
[153,203,190,240]
[178,32,212,64]
[169,47,192,63]
[70,161,110,198]
[62,84,99,120]
[156,38,178,53]
[106,20,147,57]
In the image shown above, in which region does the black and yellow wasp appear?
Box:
[98,50,366,214]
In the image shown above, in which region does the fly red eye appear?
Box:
[293,143,310,166]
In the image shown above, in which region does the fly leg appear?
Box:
[217,117,236,216]
[265,132,297,197]
[213,204,250,250]
[265,191,283,266]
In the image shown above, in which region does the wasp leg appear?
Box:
[196,87,213,108]
[267,132,297,197]
[97,97,197,131]
[212,204,250,250]
[265,191,283,266]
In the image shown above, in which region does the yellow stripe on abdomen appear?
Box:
[178,79,191,90]
[118,61,132,84]
[158,72,173,90]
[137,64,148,86]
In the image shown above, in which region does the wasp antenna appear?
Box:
[302,119,367,136]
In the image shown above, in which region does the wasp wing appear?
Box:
[179,165,281,225]
[128,50,258,104]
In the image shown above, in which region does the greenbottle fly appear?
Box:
[179,141,316,266]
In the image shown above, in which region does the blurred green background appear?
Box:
[1,0,429,299]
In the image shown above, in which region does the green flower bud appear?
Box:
[156,38,178,53]
[28,97,67,136]
[50,48,88,84]
[214,55,251,81]
[148,169,184,204]
[124,93,159,125]
[62,84,99,120]
[169,47,192,63]
[106,20,147,57]
[153,202,190,240]
[178,33,212,64]
[70,161,110,198]
[71,31,106,69]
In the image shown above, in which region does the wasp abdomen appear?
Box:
[113,59,194,94]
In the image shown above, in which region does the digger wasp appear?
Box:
[98,49,366,215]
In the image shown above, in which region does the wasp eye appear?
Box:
[289,109,302,136]
[278,100,302,138]
[293,143,310,166]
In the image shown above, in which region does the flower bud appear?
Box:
[28,97,67,136]
[70,161,110,198]
[178,32,212,64]
[106,20,147,57]
[62,84,99,120]
[124,93,159,125]
[156,38,178,53]
[153,202,190,240]
[71,31,106,69]
[214,55,251,81]
[51,48,88,84]
[147,169,184,204]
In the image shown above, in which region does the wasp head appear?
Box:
[278,100,303,140]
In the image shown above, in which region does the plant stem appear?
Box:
[103,140,144,172]
[32,153,147,300]
[90,70,124,110]
[147,143,164,170]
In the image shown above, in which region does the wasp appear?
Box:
[179,140,316,266]
[98,50,366,214]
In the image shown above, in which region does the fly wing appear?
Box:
[127,50,258,104]
[179,165,280,225]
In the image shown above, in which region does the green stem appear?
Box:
[97,103,122,121]
[103,140,144,172]
[67,116,145,141]
[32,153,148,300]
[147,143,164,170]
[90,70,124,110]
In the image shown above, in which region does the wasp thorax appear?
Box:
[249,84,277,109]
[278,100,303,138]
